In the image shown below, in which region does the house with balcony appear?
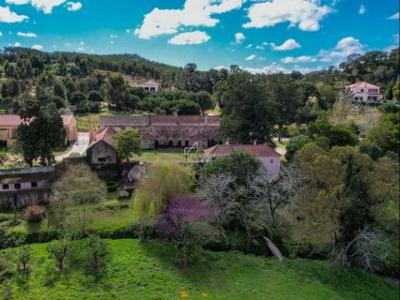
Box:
[345,81,384,104]
[0,166,55,209]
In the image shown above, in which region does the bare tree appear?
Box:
[197,174,237,238]
[333,227,390,273]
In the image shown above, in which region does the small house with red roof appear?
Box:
[87,127,118,165]
[345,81,383,104]
[203,144,281,180]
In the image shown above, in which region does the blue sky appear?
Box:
[0,0,399,73]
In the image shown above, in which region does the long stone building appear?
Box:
[98,115,221,149]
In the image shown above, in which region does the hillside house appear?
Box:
[203,144,281,180]
[99,115,221,150]
[87,127,118,165]
[345,81,383,104]
[0,114,78,147]
[133,80,160,92]
[0,166,54,209]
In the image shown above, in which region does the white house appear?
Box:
[203,144,281,180]
[345,81,383,104]
[134,80,160,93]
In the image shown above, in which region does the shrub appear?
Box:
[47,238,72,273]
[286,135,312,161]
[23,205,46,223]
[84,235,110,276]
[15,245,31,278]
[157,197,217,267]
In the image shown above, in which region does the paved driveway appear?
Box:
[56,132,90,161]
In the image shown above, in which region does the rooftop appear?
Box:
[99,115,220,127]
[0,114,75,127]
[204,144,281,158]
[346,81,380,89]
[88,126,117,149]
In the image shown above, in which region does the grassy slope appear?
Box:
[2,239,397,300]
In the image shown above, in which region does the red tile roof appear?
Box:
[99,115,220,127]
[204,144,281,158]
[88,127,117,150]
[346,81,380,89]
[0,114,75,127]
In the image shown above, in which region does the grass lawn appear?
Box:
[75,113,101,132]
[1,239,397,300]
[133,148,201,163]
[5,196,135,235]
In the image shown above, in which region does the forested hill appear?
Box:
[1,47,399,94]
[0,47,226,93]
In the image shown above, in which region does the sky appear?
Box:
[0,0,399,73]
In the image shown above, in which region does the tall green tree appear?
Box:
[114,128,142,162]
[268,74,301,140]
[218,73,276,143]
[17,100,66,166]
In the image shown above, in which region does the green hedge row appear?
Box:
[0,225,140,249]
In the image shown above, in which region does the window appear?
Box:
[98,157,107,162]
[14,183,21,190]
[31,182,38,188]
[361,89,364,92]
[2,184,9,190]
[270,159,274,164]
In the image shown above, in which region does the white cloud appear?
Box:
[0,5,28,23]
[5,0,30,4]
[281,36,365,65]
[246,54,256,61]
[135,0,245,39]
[266,38,301,51]
[66,2,82,11]
[17,31,37,38]
[234,32,245,44]
[31,44,43,50]
[244,0,334,31]
[6,0,68,14]
[243,62,321,74]
[281,55,316,63]
[358,5,366,15]
[318,36,364,62]
[14,41,21,47]
[388,12,399,20]
[213,65,226,70]
[245,44,253,49]
[168,31,211,45]
[110,34,118,39]
[0,32,2,36]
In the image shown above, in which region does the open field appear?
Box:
[0,239,397,300]
[3,196,135,235]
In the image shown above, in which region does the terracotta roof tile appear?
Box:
[0,114,75,127]
[88,127,117,149]
[346,81,380,89]
[99,115,220,127]
[204,144,281,158]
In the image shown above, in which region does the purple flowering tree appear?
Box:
[157,196,218,267]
